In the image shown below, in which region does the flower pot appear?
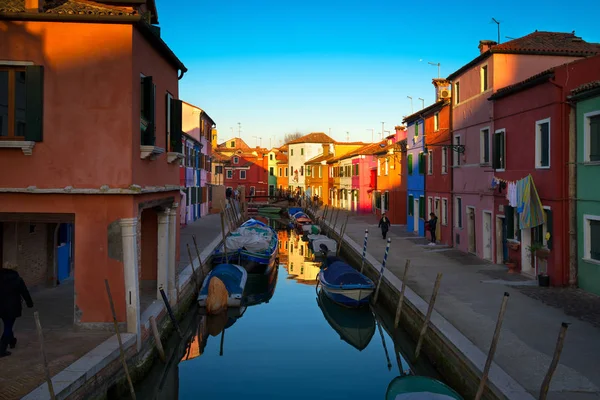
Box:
[536,248,550,260]
[538,274,550,287]
[506,262,518,274]
[507,241,520,251]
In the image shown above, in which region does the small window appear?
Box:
[535,119,550,168]
[427,150,433,175]
[419,196,425,219]
[230,141,235,148]
[480,128,490,164]
[428,197,433,216]
[278,167,282,176]
[291,149,294,156]
[269,167,274,176]
[455,197,462,228]
[493,129,506,170]
[407,154,413,175]
[442,198,448,225]
[418,152,425,174]
[434,113,439,131]
[584,112,600,162]
[441,147,448,174]
[584,215,600,261]
[285,167,288,177]
[455,81,460,104]
[300,166,304,176]
[301,148,304,156]
[319,165,322,178]
[453,136,461,166]
[408,195,414,216]
[270,154,273,160]
[480,65,488,92]
[415,122,419,137]
[226,170,233,179]
[377,159,381,176]
[233,156,239,164]
[385,158,389,175]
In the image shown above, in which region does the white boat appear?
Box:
[308,235,337,256]
[301,224,321,234]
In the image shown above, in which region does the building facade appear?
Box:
[403,115,426,236]
[287,132,336,194]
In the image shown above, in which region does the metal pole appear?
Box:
[475,292,510,400]
[159,287,183,339]
[360,229,369,274]
[394,260,411,329]
[373,238,391,303]
[414,273,443,361]
[538,323,570,400]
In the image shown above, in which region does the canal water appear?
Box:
[123,216,449,400]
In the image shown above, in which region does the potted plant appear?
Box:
[505,258,518,274]
[507,239,520,251]
[536,247,551,260]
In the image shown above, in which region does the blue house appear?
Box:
[403,114,426,236]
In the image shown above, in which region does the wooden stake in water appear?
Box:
[219,329,225,356]
[104,280,136,400]
[414,273,443,361]
[336,214,350,256]
[186,243,200,292]
[360,229,369,274]
[475,292,510,400]
[376,318,392,371]
[538,322,570,400]
[220,211,228,262]
[150,316,166,363]
[159,287,183,339]
[192,234,204,281]
[33,312,56,400]
[394,260,411,329]
[333,208,340,232]
[373,238,391,304]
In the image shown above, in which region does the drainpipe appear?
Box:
[448,87,455,246]
[53,223,60,286]
[567,99,578,286]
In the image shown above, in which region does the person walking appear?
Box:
[427,213,438,245]
[0,262,34,357]
[378,213,391,239]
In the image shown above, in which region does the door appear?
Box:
[57,223,73,282]
[483,211,492,261]
[496,216,507,264]
[521,228,534,275]
[435,199,441,242]
[269,185,275,197]
[414,198,419,233]
[467,207,476,253]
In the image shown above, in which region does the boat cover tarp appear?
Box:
[322,261,372,286]
[386,376,463,400]
[225,225,274,253]
[199,264,246,297]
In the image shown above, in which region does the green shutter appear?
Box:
[171,98,183,153]
[141,77,155,145]
[408,195,414,215]
[419,196,425,219]
[408,154,413,174]
[418,153,425,174]
[25,65,44,142]
[493,133,500,169]
[505,207,514,239]
[545,210,553,249]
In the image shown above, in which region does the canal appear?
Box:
[121,216,452,399]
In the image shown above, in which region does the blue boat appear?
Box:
[212,218,278,270]
[386,376,463,399]
[197,263,248,309]
[287,207,303,217]
[318,257,375,307]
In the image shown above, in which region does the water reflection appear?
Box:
[280,228,322,284]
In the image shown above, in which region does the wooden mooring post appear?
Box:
[359,229,369,274]
[393,260,411,329]
[220,211,228,261]
[373,238,391,304]
[104,280,136,400]
[474,292,510,400]
[192,234,204,281]
[186,244,200,292]
[159,287,183,339]
[150,316,166,363]
[538,322,570,400]
[333,208,340,232]
[336,214,349,256]
[33,312,56,400]
[413,272,442,361]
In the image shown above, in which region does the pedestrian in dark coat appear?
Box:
[427,213,438,245]
[378,213,391,239]
[0,262,34,357]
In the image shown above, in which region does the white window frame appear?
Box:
[319,165,322,178]
[494,129,506,172]
[377,158,381,176]
[434,112,439,132]
[233,156,239,164]
[385,158,389,175]
[442,198,448,225]
[427,150,433,175]
[240,170,247,180]
[583,110,600,163]
[441,147,448,174]
[480,127,491,165]
[583,214,600,263]
[226,169,233,179]
[455,197,462,228]
[535,118,551,169]
[480,64,488,92]
[453,135,461,166]
[454,81,460,104]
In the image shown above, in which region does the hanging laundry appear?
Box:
[507,182,518,207]
[491,177,498,189]
[518,175,545,229]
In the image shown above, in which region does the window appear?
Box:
[434,113,439,131]
[455,197,462,228]
[307,166,311,176]
[480,65,488,92]
[428,197,433,216]
[285,167,289,177]
[278,167,282,176]
[270,154,273,160]
[240,170,247,179]
[301,148,304,156]
[300,166,304,176]
[140,75,156,146]
[408,195,414,216]
[215,165,223,174]
[584,215,600,261]
[291,149,294,156]
[441,147,448,174]
[493,129,506,170]
[453,136,461,166]
[584,111,600,162]
[319,165,322,178]
[407,154,413,174]
[377,159,381,176]
[480,127,490,164]
[166,93,183,153]
[230,141,235,148]
[427,150,433,175]
[226,170,233,179]
[419,196,425,219]
[535,119,550,168]
[385,158,389,175]
[415,122,419,137]
[418,152,425,174]
[233,156,239,164]
[375,191,382,209]
[442,198,448,225]
[455,81,460,104]
[269,167,274,176]
[383,191,389,212]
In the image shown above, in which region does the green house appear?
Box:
[572,82,600,295]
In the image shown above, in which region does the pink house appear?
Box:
[448,32,599,262]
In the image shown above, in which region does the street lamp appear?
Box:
[418,98,425,109]
[407,96,413,114]
[428,61,441,78]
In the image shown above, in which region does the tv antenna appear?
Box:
[491,18,501,44]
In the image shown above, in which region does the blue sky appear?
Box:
[156,0,600,147]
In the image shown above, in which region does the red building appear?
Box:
[424,81,452,245]
[488,54,600,286]
[223,150,269,198]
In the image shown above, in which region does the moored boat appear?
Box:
[258,206,282,214]
[212,218,278,268]
[307,234,337,256]
[386,376,463,400]
[197,263,248,310]
[318,257,375,307]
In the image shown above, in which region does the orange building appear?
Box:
[276,150,289,193]
[305,143,335,204]
[0,0,186,341]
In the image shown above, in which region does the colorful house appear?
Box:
[423,82,452,245]
[489,55,600,285]
[305,143,334,203]
[571,77,600,294]
[287,132,336,195]
[276,151,289,193]
[448,32,599,260]
[267,149,279,197]
[0,0,185,338]
[403,113,426,236]
[222,149,269,198]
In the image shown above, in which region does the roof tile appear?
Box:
[0,0,137,15]
[286,132,336,145]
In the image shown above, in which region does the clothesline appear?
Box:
[491,174,545,229]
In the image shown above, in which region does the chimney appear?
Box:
[478,40,497,54]
[432,78,450,101]
[25,0,43,12]
[322,143,330,156]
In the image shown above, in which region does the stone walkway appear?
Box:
[321,210,600,400]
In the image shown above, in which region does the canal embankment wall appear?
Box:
[309,208,535,400]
